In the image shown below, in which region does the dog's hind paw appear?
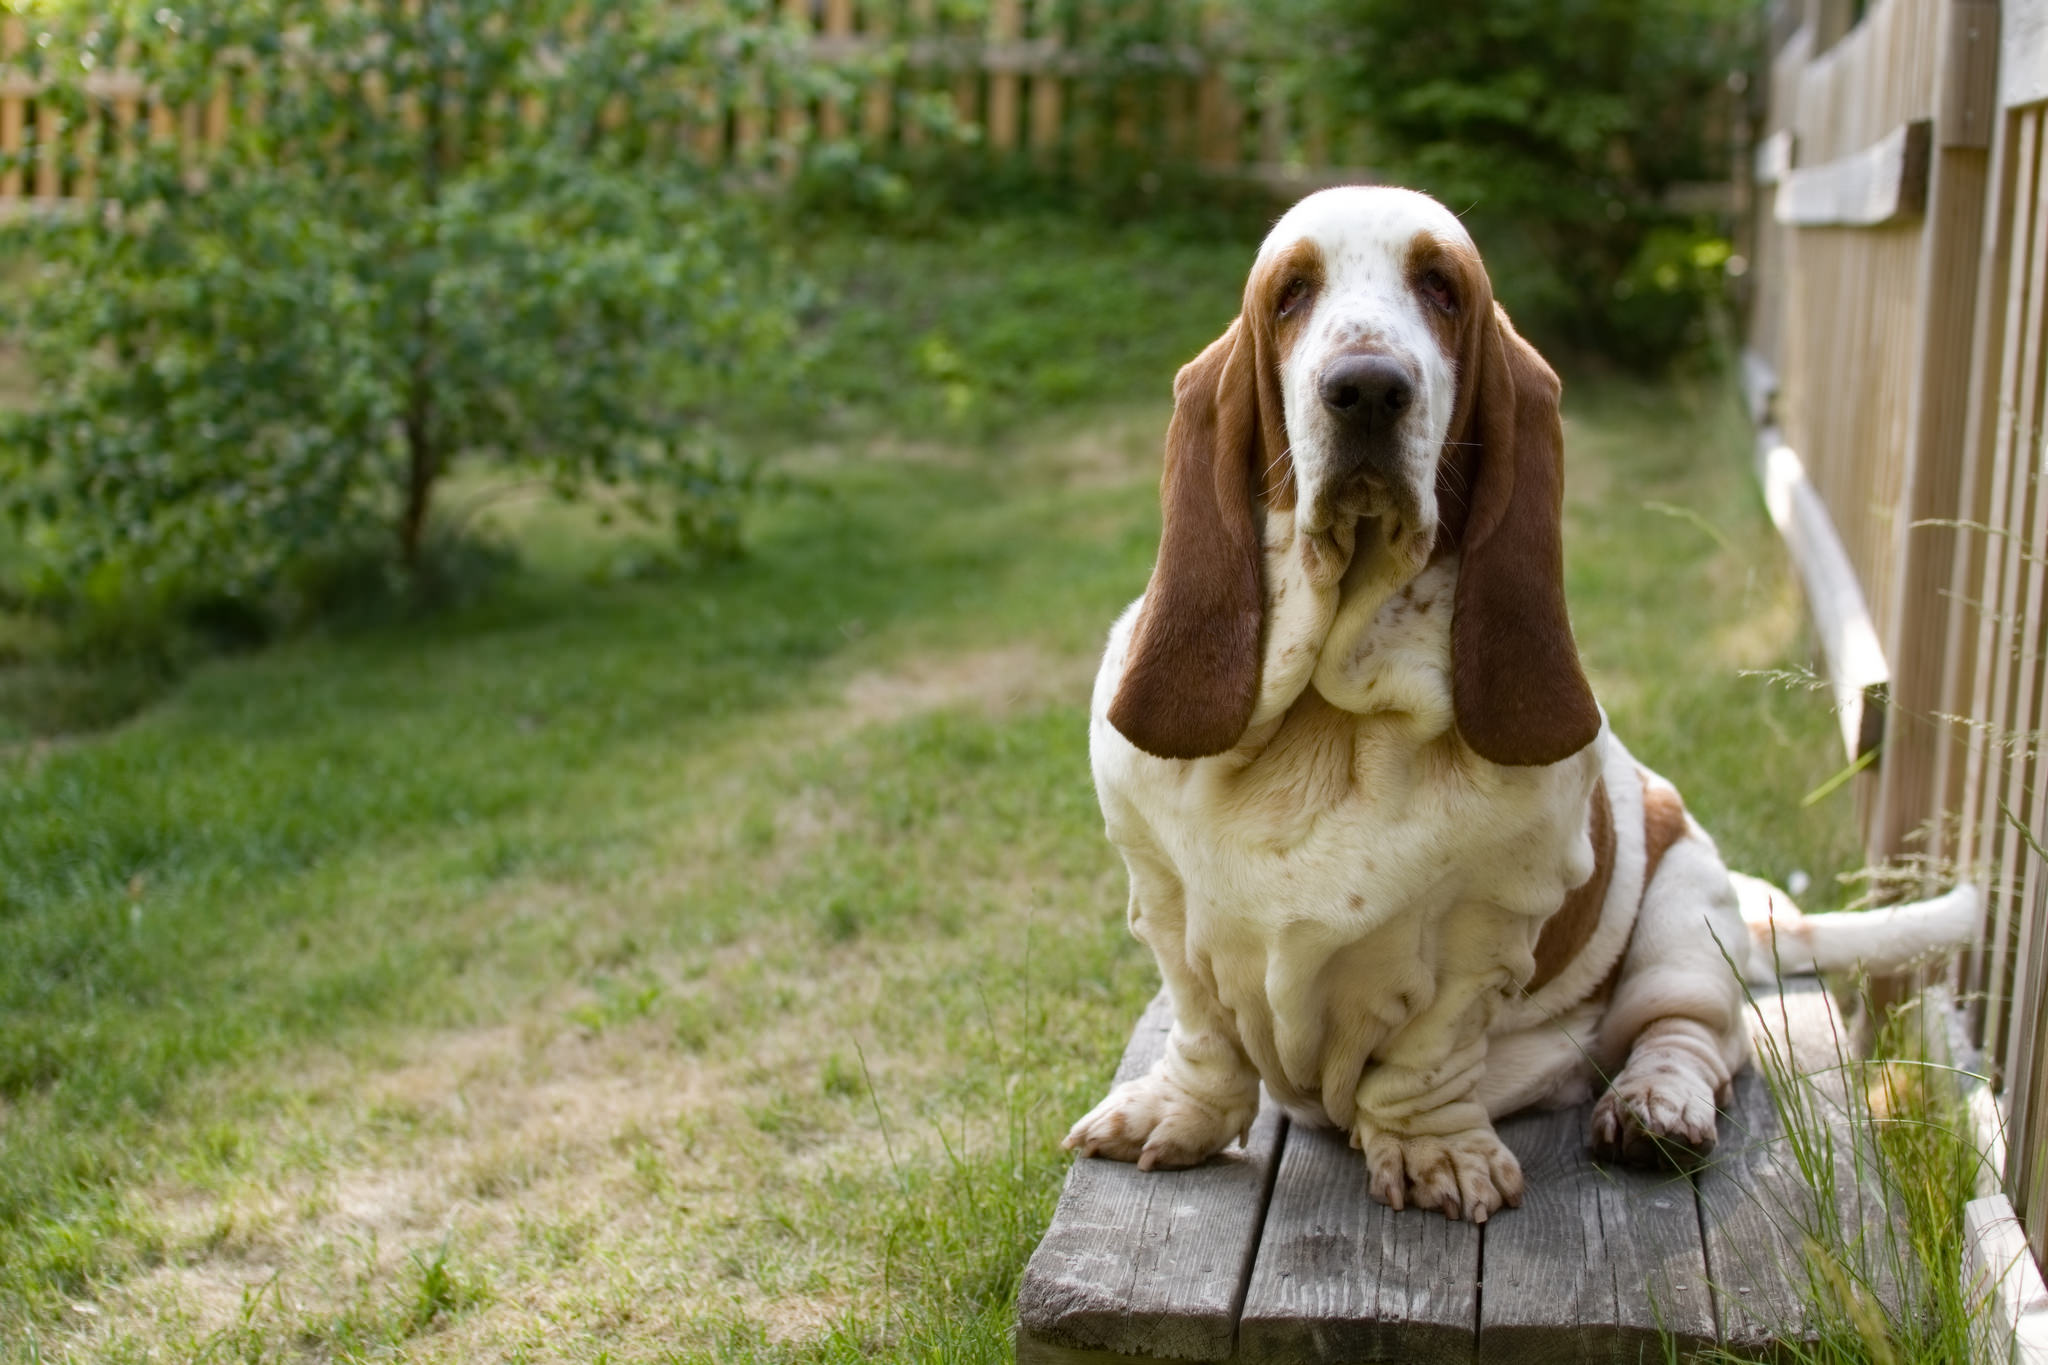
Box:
[1062,1071,1252,1171]
[1589,1071,1719,1170]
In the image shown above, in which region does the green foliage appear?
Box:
[1274,0,1748,364]
[0,0,806,608]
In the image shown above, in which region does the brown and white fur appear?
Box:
[1063,186,1978,1222]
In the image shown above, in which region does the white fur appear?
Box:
[1065,186,1978,1219]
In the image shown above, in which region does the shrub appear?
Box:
[1272,0,1749,365]
[0,0,812,607]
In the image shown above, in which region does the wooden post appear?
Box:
[901,0,933,148]
[112,56,140,173]
[778,0,811,157]
[860,0,894,147]
[987,0,1022,152]
[34,95,60,201]
[205,77,230,146]
[1195,4,1239,169]
[1868,0,1998,865]
[1,19,25,203]
[1027,0,1062,163]
[1302,88,1330,171]
[75,91,99,202]
[819,0,854,140]
[735,69,767,162]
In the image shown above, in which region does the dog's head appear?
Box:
[1107,185,1599,766]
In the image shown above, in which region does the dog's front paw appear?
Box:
[1589,1071,1719,1169]
[1353,1122,1524,1222]
[1063,1073,1252,1171]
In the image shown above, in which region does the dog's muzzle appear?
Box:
[1311,353,1423,528]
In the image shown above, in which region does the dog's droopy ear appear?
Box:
[1107,318,1268,760]
[1450,303,1601,767]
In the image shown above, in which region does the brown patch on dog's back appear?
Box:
[1529,780,1615,991]
[1640,777,1688,886]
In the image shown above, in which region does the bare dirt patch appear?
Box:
[841,644,1094,731]
[69,928,978,1363]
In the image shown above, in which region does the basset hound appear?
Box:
[1064,186,1978,1222]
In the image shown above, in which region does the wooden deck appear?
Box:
[1018,980,1894,1363]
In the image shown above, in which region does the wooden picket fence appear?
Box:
[1744,0,2048,1269]
[0,5,1372,214]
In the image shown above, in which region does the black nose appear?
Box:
[1318,354,1414,423]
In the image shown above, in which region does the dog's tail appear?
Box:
[1729,872,1980,985]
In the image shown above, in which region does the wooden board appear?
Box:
[1479,1104,1717,1361]
[1236,1124,1480,1364]
[1756,434,1891,761]
[1017,993,1287,1364]
[1024,979,1903,1362]
[2003,0,2048,111]
[1777,120,1934,227]
[1695,980,1902,1352]
[1962,1193,2048,1364]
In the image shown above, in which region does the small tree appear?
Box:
[2,0,820,602]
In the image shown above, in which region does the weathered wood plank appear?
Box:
[2002,0,2048,111]
[1017,993,1286,1365]
[1697,980,1903,1351]
[1697,995,1820,1350]
[1962,1193,2048,1365]
[1756,435,1891,761]
[1776,120,1933,227]
[1237,1122,1479,1364]
[1754,129,1795,187]
[1478,1103,1715,1362]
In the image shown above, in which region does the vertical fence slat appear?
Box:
[75,95,99,202]
[1870,0,1998,862]
[1,19,25,203]
[1960,110,2043,1020]
[860,0,894,147]
[1984,124,2048,1075]
[901,0,933,149]
[34,95,60,200]
[986,0,1021,152]
[1027,0,1062,161]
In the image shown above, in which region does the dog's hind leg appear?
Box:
[1590,831,1751,1167]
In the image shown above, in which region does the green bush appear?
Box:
[1272,0,1748,364]
[0,0,811,609]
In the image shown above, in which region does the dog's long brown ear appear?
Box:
[1450,304,1600,766]
[1107,318,1267,760]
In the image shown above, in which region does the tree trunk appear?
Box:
[397,0,447,578]
[399,365,435,572]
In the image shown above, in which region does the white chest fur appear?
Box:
[1090,540,1601,1127]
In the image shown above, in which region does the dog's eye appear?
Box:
[1277,278,1312,316]
[1420,269,1457,313]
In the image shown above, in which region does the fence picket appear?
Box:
[860,0,894,147]
[1,19,24,203]
[987,0,1021,152]
[1027,0,1061,160]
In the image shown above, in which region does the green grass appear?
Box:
[0,219,1893,1362]
[1702,988,1991,1365]
[786,215,1253,439]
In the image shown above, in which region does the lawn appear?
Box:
[0,220,1863,1363]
